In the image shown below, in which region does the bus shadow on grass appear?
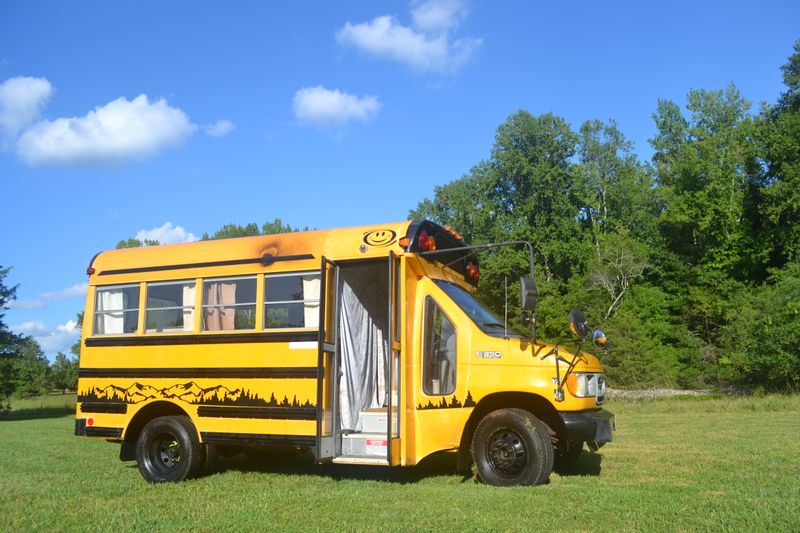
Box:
[205,448,603,484]
[0,406,74,421]
[209,450,461,484]
[554,452,603,477]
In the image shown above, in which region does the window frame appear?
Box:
[143,279,197,334]
[263,271,321,330]
[201,275,258,332]
[422,295,457,396]
[93,283,141,336]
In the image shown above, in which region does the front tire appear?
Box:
[471,408,554,486]
[136,416,203,483]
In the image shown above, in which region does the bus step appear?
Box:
[332,456,389,466]
[341,432,389,457]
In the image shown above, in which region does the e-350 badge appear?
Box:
[476,351,501,359]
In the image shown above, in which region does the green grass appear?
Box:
[1,395,799,532]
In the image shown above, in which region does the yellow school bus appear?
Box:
[75,220,613,486]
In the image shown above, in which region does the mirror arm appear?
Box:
[557,340,585,392]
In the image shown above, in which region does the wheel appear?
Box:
[471,408,554,486]
[554,440,584,469]
[135,416,203,483]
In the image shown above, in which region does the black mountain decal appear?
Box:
[78,382,314,408]
[417,391,476,410]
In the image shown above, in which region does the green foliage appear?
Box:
[410,41,800,391]
[722,262,800,391]
[13,337,49,399]
[49,352,78,394]
[201,218,305,240]
[116,238,160,249]
[0,266,24,410]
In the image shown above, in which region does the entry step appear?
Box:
[342,432,388,457]
[332,456,389,466]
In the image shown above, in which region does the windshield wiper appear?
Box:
[481,322,506,329]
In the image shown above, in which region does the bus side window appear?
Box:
[94,284,140,335]
[423,296,456,395]
[145,280,195,333]
[264,273,320,329]
[202,276,257,331]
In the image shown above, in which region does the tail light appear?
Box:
[418,230,437,251]
[466,261,480,281]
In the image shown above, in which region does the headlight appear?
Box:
[566,372,606,403]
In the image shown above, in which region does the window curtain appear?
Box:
[182,284,195,331]
[204,283,236,330]
[302,275,320,328]
[98,290,124,334]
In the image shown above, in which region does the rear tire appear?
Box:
[471,408,554,486]
[136,416,203,483]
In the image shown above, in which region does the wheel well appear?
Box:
[456,392,565,473]
[123,401,191,444]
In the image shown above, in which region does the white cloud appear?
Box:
[7,281,87,310]
[336,0,481,73]
[12,319,79,354]
[135,221,198,244]
[0,76,53,141]
[205,119,235,137]
[16,94,196,166]
[293,86,380,127]
[411,0,466,34]
[7,298,44,310]
[39,282,88,300]
[11,320,48,335]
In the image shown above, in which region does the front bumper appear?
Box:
[560,408,615,444]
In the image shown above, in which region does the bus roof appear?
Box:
[87,220,469,284]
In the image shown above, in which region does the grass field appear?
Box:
[1,394,799,532]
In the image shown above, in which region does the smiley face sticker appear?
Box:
[363,229,397,247]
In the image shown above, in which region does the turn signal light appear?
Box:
[399,236,410,249]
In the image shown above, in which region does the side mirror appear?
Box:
[592,329,608,347]
[567,308,591,339]
[520,277,537,311]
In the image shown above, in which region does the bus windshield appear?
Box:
[433,280,524,337]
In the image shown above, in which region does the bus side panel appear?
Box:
[76,342,319,444]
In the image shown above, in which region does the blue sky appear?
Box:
[1,0,798,358]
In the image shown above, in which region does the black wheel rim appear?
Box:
[487,428,528,478]
[149,432,182,473]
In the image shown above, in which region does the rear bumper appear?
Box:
[560,408,615,444]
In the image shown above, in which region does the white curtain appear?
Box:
[182,284,195,331]
[204,282,236,330]
[338,264,388,432]
[303,275,320,328]
[98,290,124,334]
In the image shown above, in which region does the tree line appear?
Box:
[0,267,79,410]
[411,41,800,392]
[1,43,798,406]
